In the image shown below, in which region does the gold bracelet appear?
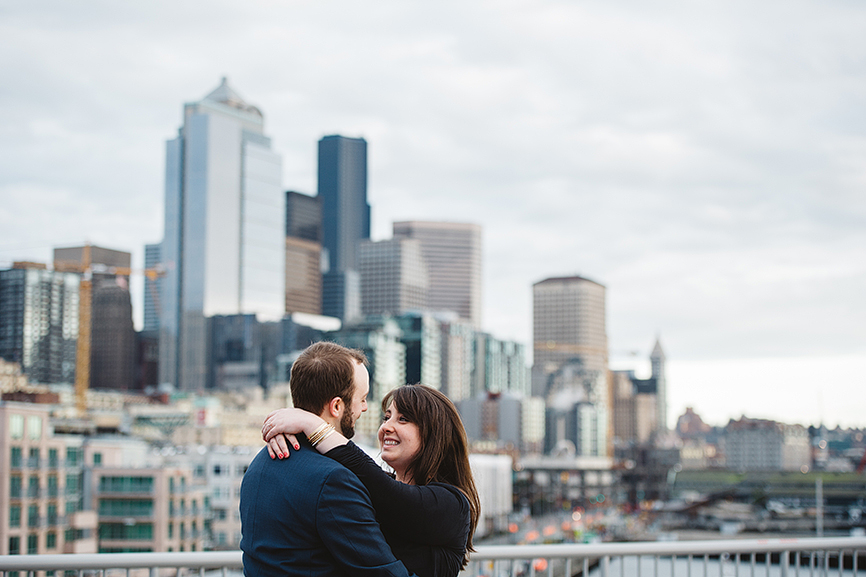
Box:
[307,422,333,446]
[312,426,336,448]
[309,425,334,447]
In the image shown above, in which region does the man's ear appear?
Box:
[327,396,343,419]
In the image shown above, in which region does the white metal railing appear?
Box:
[0,537,863,577]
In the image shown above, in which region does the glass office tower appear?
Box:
[318,135,369,321]
[160,78,284,390]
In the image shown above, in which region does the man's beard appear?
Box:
[340,409,356,439]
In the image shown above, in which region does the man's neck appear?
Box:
[316,411,343,437]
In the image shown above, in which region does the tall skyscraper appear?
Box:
[0,263,79,384]
[393,221,482,328]
[532,276,608,391]
[54,245,135,391]
[143,243,161,333]
[533,275,609,456]
[284,191,322,315]
[358,238,428,317]
[160,78,284,390]
[650,337,667,431]
[318,135,369,321]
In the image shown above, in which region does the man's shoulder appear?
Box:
[246,444,356,479]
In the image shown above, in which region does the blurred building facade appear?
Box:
[358,238,428,317]
[392,221,483,328]
[284,190,322,315]
[0,263,80,385]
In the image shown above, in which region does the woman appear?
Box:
[262,384,480,577]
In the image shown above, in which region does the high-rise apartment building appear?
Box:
[318,135,369,321]
[160,78,284,390]
[0,263,79,385]
[393,221,482,328]
[358,238,428,317]
[54,245,136,390]
[284,191,322,315]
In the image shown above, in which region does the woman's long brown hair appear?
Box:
[381,384,481,569]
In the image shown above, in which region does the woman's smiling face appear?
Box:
[377,401,422,483]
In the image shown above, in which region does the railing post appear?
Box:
[782,550,790,577]
[603,555,611,577]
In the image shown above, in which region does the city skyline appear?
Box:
[0,1,864,427]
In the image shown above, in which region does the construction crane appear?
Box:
[54,244,165,415]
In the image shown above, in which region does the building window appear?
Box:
[27,534,38,554]
[66,473,79,496]
[46,532,57,549]
[9,536,20,555]
[93,453,102,467]
[27,416,41,440]
[48,475,58,497]
[28,476,39,498]
[168,523,173,538]
[10,414,24,439]
[10,505,21,527]
[28,448,40,468]
[11,446,23,468]
[28,505,38,528]
[47,504,57,525]
[48,449,59,468]
[66,447,81,467]
[10,476,22,499]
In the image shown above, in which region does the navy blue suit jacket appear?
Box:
[240,442,413,577]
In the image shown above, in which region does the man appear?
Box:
[240,342,414,577]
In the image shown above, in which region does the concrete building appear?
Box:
[358,238,428,317]
[469,454,513,538]
[54,245,136,391]
[392,221,482,328]
[0,263,80,385]
[532,275,609,457]
[438,317,475,403]
[160,78,285,391]
[532,276,608,395]
[725,417,811,472]
[0,401,97,556]
[459,391,545,454]
[612,370,658,446]
[171,445,258,550]
[285,191,322,315]
[84,438,205,553]
[319,135,369,322]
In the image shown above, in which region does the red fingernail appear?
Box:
[294,444,299,450]
[277,453,283,459]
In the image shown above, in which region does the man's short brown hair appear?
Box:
[290,342,367,414]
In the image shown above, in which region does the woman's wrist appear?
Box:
[302,413,327,437]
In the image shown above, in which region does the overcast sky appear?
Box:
[1,0,864,428]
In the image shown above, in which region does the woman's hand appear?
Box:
[262,408,324,460]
